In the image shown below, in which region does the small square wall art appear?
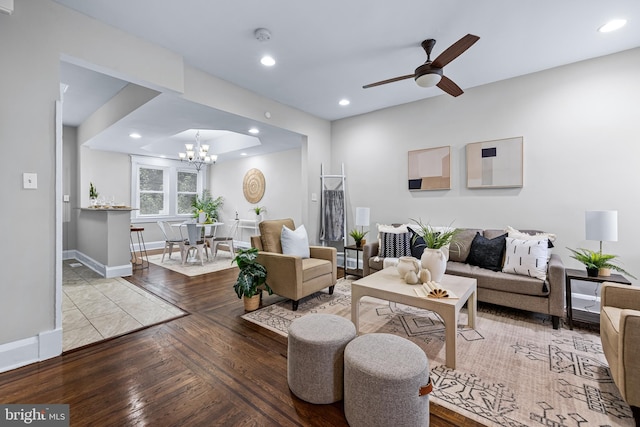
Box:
[408,146,451,191]
[466,137,523,188]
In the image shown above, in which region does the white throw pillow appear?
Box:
[502,237,549,281]
[506,225,556,243]
[281,224,310,258]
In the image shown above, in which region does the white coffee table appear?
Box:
[351,267,477,369]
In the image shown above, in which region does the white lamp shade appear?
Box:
[355,207,370,227]
[585,210,618,242]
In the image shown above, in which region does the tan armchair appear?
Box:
[600,282,640,421]
[251,218,337,311]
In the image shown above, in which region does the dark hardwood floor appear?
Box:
[0,254,484,426]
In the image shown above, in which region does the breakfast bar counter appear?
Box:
[77,207,135,277]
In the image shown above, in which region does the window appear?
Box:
[131,155,206,221]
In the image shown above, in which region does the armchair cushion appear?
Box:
[259,218,295,253]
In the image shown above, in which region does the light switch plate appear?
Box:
[23,173,37,189]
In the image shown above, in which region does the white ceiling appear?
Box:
[55,0,640,160]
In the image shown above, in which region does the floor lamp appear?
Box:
[585,210,618,254]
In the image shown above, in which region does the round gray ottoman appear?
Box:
[344,333,431,427]
[287,314,357,404]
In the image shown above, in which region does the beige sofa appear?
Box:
[363,227,565,329]
[600,282,640,421]
[251,218,337,311]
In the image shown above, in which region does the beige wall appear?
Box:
[0,0,331,371]
[331,48,640,276]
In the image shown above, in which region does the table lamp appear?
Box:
[355,207,370,234]
[585,210,618,254]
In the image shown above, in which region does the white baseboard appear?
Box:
[74,251,132,278]
[0,327,62,374]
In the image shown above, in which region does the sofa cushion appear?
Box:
[302,258,332,281]
[259,218,295,253]
[449,228,482,262]
[378,231,411,258]
[446,261,549,297]
[506,226,556,248]
[466,232,507,272]
[281,224,310,258]
[502,237,549,280]
[408,228,426,259]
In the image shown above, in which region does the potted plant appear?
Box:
[89,182,99,205]
[252,206,266,221]
[192,190,223,224]
[567,248,636,278]
[232,247,273,311]
[410,219,460,282]
[349,228,368,247]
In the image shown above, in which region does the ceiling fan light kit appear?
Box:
[363,34,480,97]
[415,69,442,87]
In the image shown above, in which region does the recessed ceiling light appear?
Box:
[260,55,276,66]
[598,19,627,33]
[248,128,260,134]
[129,132,141,139]
[339,99,350,106]
[241,152,248,156]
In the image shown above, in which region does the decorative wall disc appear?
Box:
[243,168,265,203]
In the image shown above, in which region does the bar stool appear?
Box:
[130,226,149,270]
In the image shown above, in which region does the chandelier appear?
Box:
[178,131,217,172]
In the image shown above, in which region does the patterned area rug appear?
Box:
[147,252,237,277]
[242,279,634,427]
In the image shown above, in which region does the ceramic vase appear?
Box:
[397,256,420,279]
[421,248,447,282]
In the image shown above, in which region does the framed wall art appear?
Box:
[408,146,451,191]
[466,137,523,188]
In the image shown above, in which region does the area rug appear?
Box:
[242,279,634,427]
[147,252,237,276]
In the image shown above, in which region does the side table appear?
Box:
[344,245,364,278]
[565,268,631,329]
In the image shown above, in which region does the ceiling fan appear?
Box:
[363,34,480,97]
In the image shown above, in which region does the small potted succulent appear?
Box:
[232,248,273,311]
[567,248,636,278]
[349,228,368,247]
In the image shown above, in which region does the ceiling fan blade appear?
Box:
[437,75,464,97]
[431,34,480,69]
[363,74,415,89]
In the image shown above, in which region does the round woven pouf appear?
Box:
[344,333,431,427]
[287,314,356,404]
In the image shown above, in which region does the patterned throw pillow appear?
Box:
[466,232,507,271]
[502,237,549,280]
[378,231,412,258]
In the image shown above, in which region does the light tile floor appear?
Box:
[62,259,185,351]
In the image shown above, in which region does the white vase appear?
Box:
[397,256,420,279]
[421,248,447,283]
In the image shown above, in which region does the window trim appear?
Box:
[130,155,207,222]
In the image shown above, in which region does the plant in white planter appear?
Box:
[410,219,460,282]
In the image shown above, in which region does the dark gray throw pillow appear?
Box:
[408,227,426,259]
[466,232,507,271]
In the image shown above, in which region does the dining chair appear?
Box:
[179,223,208,265]
[206,220,239,260]
[157,221,185,262]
